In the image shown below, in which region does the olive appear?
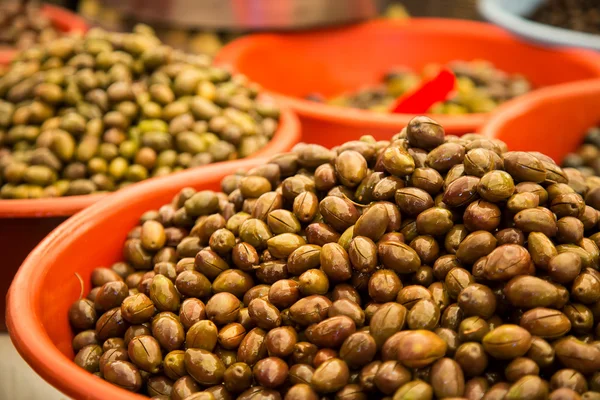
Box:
[374,360,412,395]
[430,358,465,398]
[184,348,226,386]
[253,357,288,388]
[505,358,540,382]
[152,313,185,351]
[396,330,447,368]
[550,369,588,393]
[96,307,129,341]
[311,358,350,393]
[237,327,268,366]
[370,303,408,349]
[455,342,488,378]
[393,380,434,400]
[164,350,186,381]
[74,344,103,373]
[554,336,600,374]
[206,293,241,325]
[504,375,549,400]
[186,320,218,351]
[69,299,97,331]
[103,361,142,392]
[306,315,357,348]
[285,384,319,400]
[128,335,162,373]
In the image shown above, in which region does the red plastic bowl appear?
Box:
[0,4,88,65]
[480,79,600,165]
[0,109,300,331]
[6,157,275,400]
[215,18,600,148]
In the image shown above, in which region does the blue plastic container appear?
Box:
[478,0,600,51]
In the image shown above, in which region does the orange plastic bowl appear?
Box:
[480,79,600,165]
[0,109,299,331]
[0,4,88,65]
[6,156,276,400]
[215,18,600,148]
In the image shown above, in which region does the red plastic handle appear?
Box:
[390,68,456,114]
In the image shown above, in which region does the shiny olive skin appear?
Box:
[128,335,162,373]
[393,380,434,400]
[185,348,226,386]
[237,327,268,367]
[103,361,142,392]
[505,358,540,382]
[504,375,549,400]
[430,358,465,398]
[74,344,103,373]
[482,325,532,359]
[370,303,408,349]
[264,326,297,358]
[455,342,488,378]
[339,331,377,369]
[396,330,447,368]
[179,298,206,330]
[311,358,350,393]
[553,337,600,374]
[526,337,555,368]
[252,357,288,388]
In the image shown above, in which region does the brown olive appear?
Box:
[306,315,356,348]
[505,357,540,382]
[396,330,447,368]
[237,327,268,367]
[128,335,162,373]
[339,331,377,369]
[253,357,288,388]
[550,369,588,393]
[482,325,532,359]
[186,320,218,351]
[430,357,465,398]
[69,299,98,331]
[185,348,226,386]
[393,380,434,400]
[206,292,241,325]
[455,342,488,378]
[104,361,142,392]
[179,298,206,330]
[285,384,318,400]
[311,358,350,393]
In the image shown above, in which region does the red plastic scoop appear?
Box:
[390,68,457,114]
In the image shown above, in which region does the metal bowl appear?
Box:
[98,0,388,30]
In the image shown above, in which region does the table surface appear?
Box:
[0,334,67,400]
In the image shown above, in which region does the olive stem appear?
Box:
[74,272,84,301]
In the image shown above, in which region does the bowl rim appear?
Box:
[6,155,272,400]
[479,78,600,140]
[0,107,300,218]
[478,0,600,51]
[215,17,600,131]
[0,4,88,65]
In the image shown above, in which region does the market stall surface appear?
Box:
[0,334,66,399]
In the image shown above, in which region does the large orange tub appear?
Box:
[215,18,600,148]
[0,109,300,331]
[6,156,274,400]
[480,79,600,164]
[0,4,88,65]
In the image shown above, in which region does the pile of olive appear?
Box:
[0,25,280,199]
[69,116,600,400]
[315,61,531,115]
[529,0,600,35]
[0,2,61,50]
[562,127,600,178]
